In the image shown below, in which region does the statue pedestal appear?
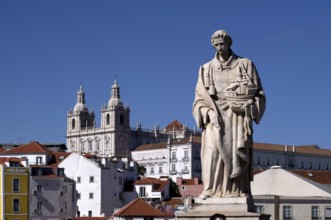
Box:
[176,197,270,220]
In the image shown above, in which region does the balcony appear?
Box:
[170,170,177,175]
[170,157,177,162]
[182,157,190,162]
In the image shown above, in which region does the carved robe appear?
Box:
[193,53,266,197]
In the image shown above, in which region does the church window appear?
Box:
[88,141,92,151]
[120,114,124,125]
[150,167,154,174]
[106,114,110,125]
[96,139,100,150]
[72,119,75,129]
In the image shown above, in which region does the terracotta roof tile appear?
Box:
[134,177,169,192]
[114,198,166,217]
[165,120,185,131]
[180,179,201,185]
[53,152,72,164]
[163,197,184,206]
[0,141,54,155]
[0,157,24,166]
[291,170,331,185]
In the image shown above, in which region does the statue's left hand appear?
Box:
[208,110,220,128]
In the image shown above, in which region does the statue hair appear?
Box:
[211,30,232,47]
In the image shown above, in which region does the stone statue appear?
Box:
[193,30,266,199]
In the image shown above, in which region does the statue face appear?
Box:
[213,42,229,54]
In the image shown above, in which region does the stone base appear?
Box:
[176,197,270,220]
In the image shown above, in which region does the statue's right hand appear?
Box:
[208,110,220,128]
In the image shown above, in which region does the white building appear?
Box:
[134,177,171,201]
[131,135,202,181]
[0,141,55,166]
[58,152,137,217]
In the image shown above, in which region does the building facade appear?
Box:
[29,165,76,220]
[58,152,137,217]
[0,158,29,220]
[0,142,77,220]
[253,143,331,171]
[131,136,202,181]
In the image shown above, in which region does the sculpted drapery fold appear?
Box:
[193,50,265,198]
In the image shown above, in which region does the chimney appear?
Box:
[194,178,199,185]
[176,177,183,185]
[21,157,29,167]
[101,158,107,166]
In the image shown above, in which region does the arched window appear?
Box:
[72,119,75,129]
[106,114,110,125]
[120,114,124,125]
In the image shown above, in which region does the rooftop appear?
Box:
[134,177,169,192]
[165,119,185,131]
[0,141,54,155]
[134,141,331,158]
[133,136,201,152]
[113,198,166,217]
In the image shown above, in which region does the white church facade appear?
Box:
[66,81,196,158]
[66,81,131,158]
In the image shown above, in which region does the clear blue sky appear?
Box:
[1,1,331,148]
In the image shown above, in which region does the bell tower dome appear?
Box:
[101,80,130,158]
[67,86,95,151]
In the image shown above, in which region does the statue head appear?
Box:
[211,30,232,48]
[210,213,226,220]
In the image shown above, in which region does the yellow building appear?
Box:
[0,158,29,220]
